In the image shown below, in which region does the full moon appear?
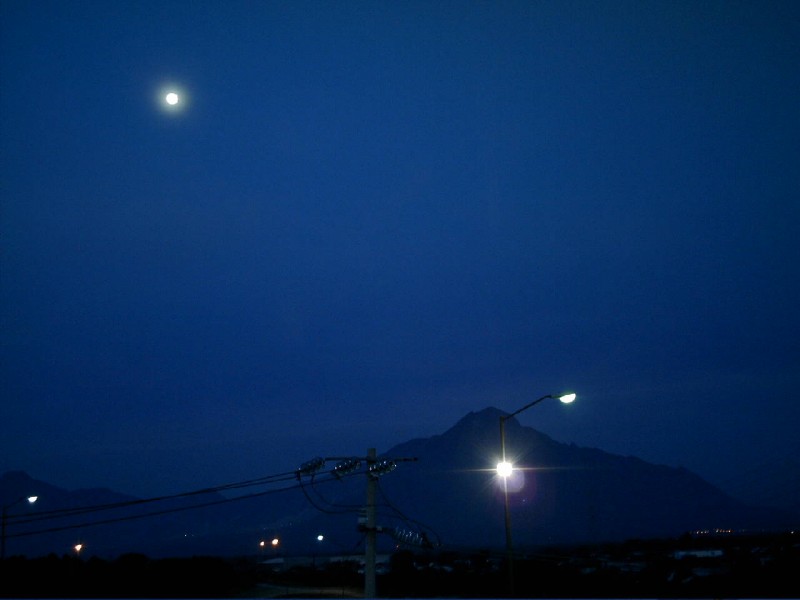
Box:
[165,92,179,105]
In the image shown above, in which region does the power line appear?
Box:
[8,471,298,526]
[296,469,367,515]
[308,474,365,514]
[6,472,301,538]
[377,480,440,548]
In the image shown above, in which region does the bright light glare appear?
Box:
[158,86,187,113]
[559,393,576,404]
[317,534,324,542]
[271,538,279,546]
[496,461,513,478]
[74,544,83,553]
[27,496,38,504]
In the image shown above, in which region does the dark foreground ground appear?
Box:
[1,531,797,598]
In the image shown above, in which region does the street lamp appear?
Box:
[1,495,38,560]
[497,393,575,595]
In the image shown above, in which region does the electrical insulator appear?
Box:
[296,457,325,477]
[333,458,361,478]
[368,458,397,479]
[391,527,424,546]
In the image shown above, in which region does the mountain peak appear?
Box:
[0,471,38,504]
[445,405,554,445]
[441,406,509,445]
[1,470,34,483]
[453,406,506,425]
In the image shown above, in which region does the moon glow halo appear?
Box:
[158,85,187,113]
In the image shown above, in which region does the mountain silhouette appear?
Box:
[375,407,791,548]
[1,408,794,558]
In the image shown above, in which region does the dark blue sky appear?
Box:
[2,1,798,499]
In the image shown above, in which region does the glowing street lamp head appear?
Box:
[165,92,179,105]
[271,538,279,547]
[27,496,38,504]
[558,393,576,404]
[496,461,513,478]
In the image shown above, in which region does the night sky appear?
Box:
[2,1,798,500]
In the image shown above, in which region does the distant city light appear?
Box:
[271,538,279,547]
[317,534,324,542]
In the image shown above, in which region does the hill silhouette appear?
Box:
[376,407,791,548]
[1,407,794,558]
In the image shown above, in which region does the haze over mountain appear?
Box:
[2,408,794,559]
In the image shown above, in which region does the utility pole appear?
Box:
[296,451,416,599]
[364,447,377,599]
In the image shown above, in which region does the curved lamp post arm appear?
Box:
[499,393,574,460]
[501,392,575,424]
[501,394,555,423]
